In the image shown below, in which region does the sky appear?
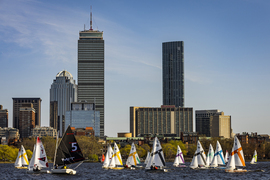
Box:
[0,0,270,137]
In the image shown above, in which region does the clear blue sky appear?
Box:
[1,0,269,137]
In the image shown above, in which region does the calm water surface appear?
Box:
[1,162,270,179]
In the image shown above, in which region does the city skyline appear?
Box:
[0,0,270,137]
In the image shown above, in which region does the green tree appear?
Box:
[162,143,177,159]
[136,144,146,158]
[41,136,56,161]
[26,149,33,160]
[88,154,99,162]
[120,144,131,159]
[0,145,17,161]
[76,136,103,158]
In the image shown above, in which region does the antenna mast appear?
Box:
[90,6,93,31]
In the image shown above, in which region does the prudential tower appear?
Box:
[77,9,104,138]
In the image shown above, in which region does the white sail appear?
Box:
[225,150,229,163]
[126,142,140,166]
[206,144,214,166]
[20,145,29,166]
[197,141,206,166]
[226,147,235,170]
[234,136,245,167]
[103,144,113,168]
[173,145,185,166]
[28,145,36,170]
[14,147,22,167]
[145,137,166,169]
[190,141,206,168]
[34,137,48,168]
[226,136,245,171]
[144,151,150,165]
[190,151,198,169]
[210,141,225,167]
[250,150,257,164]
[109,142,123,167]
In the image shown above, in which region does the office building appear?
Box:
[50,101,58,131]
[0,105,8,127]
[50,70,77,136]
[196,109,232,138]
[65,102,100,137]
[31,126,57,138]
[162,41,184,107]
[12,98,41,128]
[130,105,193,137]
[19,104,35,138]
[0,127,20,145]
[77,22,104,138]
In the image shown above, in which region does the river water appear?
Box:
[2,162,270,180]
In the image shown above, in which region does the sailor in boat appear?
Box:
[33,164,41,172]
[54,164,58,169]
[61,164,67,169]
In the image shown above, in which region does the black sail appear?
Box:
[55,126,85,166]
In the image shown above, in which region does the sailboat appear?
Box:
[173,145,186,167]
[145,137,167,172]
[27,137,50,173]
[144,151,150,165]
[225,136,247,173]
[225,150,229,164]
[125,142,142,169]
[190,141,207,169]
[108,142,124,170]
[14,145,29,169]
[250,150,257,164]
[205,144,214,167]
[102,144,113,169]
[210,141,225,168]
[51,126,85,174]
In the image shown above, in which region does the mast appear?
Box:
[90,6,93,31]
[53,131,59,169]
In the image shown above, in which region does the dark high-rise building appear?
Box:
[19,104,35,138]
[0,105,8,127]
[12,98,41,128]
[162,41,184,107]
[77,21,104,138]
[50,101,58,131]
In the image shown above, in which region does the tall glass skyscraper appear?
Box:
[77,28,104,138]
[162,41,184,107]
[50,70,77,136]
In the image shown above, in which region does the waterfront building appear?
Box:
[19,104,35,138]
[0,105,8,127]
[0,127,20,145]
[12,98,41,128]
[195,109,232,138]
[71,127,95,137]
[77,19,104,138]
[130,105,193,137]
[65,102,100,137]
[31,126,57,138]
[162,41,184,107]
[50,70,77,136]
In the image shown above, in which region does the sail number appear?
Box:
[71,142,77,152]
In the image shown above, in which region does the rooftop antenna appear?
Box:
[90,6,93,31]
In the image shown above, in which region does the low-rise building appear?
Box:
[31,126,57,138]
[0,127,20,145]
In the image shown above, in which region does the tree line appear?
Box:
[0,136,269,162]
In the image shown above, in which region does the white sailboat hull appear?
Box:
[225,168,247,173]
[51,168,76,174]
[27,169,51,173]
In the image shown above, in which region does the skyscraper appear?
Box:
[12,98,41,129]
[0,105,8,127]
[50,70,77,136]
[162,41,184,107]
[77,18,104,138]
